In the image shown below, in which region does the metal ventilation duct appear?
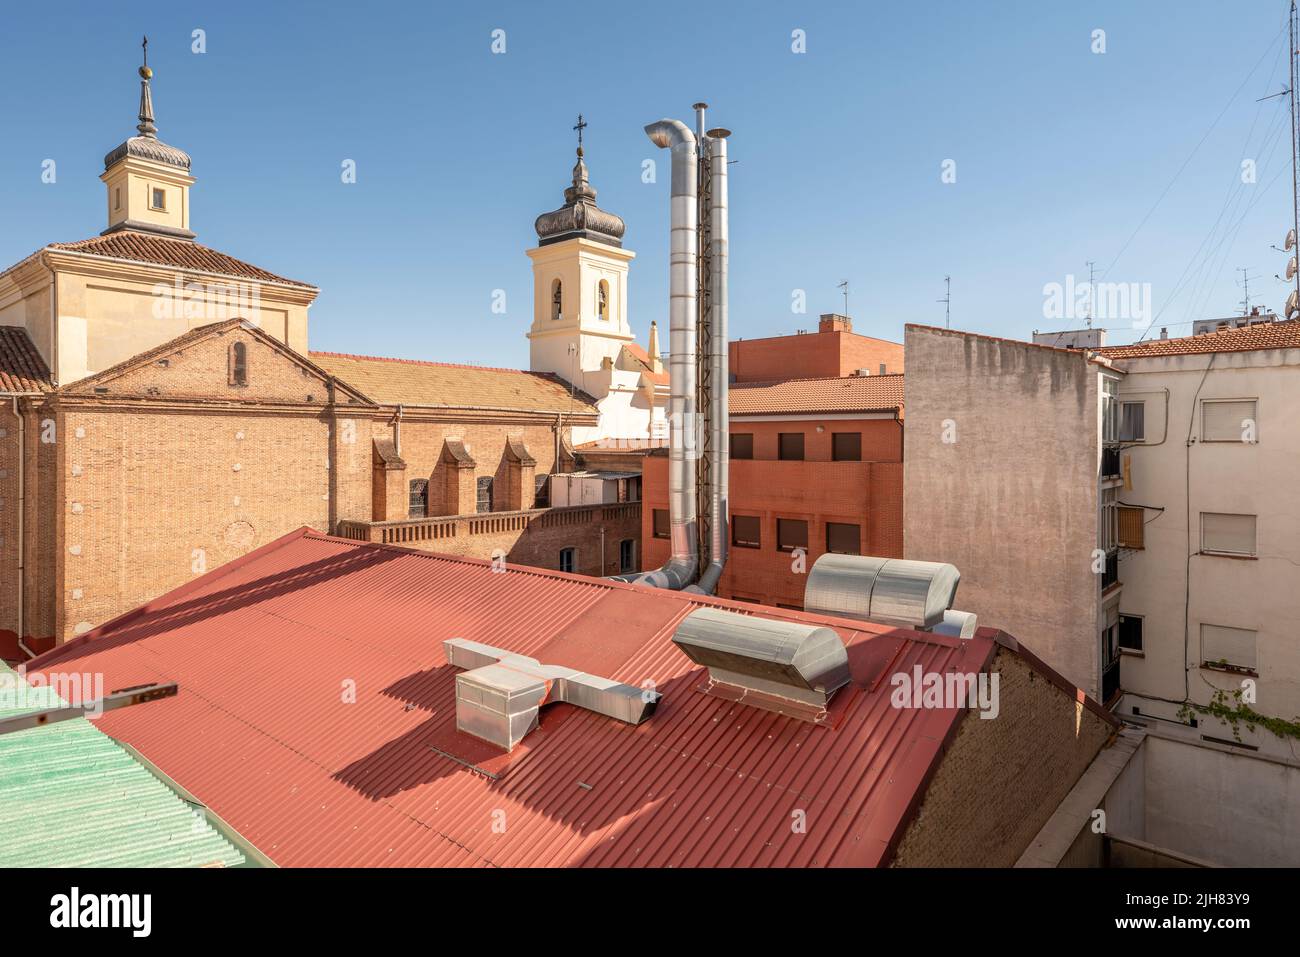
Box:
[444,638,659,752]
[671,607,850,720]
[804,555,961,630]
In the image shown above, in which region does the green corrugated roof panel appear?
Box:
[0,662,245,868]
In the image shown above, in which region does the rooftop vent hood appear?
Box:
[671,607,851,721]
[804,554,973,633]
[444,638,659,752]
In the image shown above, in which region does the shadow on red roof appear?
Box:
[30,527,1006,867]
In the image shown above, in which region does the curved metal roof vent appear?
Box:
[804,555,961,630]
[671,607,851,721]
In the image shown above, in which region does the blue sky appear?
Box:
[1,0,1295,365]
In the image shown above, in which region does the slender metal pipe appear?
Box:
[618,118,699,589]
[695,129,730,595]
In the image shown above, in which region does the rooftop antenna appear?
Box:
[1237,267,1259,315]
[1085,260,1097,328]
[837,279,849,317]
[938,275,951,328]
[1269,4,1300,318]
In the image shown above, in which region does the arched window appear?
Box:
[551,279,563,320]
[229,341,248,386]
[597,279,609,321]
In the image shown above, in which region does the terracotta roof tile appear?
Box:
[621,342,669,385]
[0,326,53,393]
[729,374,904,415]
[43,232,315,289]
[310,351,599,414]
[1097,319,1300,359]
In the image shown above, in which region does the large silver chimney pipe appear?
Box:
[634,118,700,589]
[695,127,730,595]
[612,107,730,594]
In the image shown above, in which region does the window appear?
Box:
[114,187,121,211]
[559,547,577,573]
[597,279,609,320]
[732,514,761,548]
[1119,401,1145,442]
[878,363,887,375]
[551,279,563,320]
[1201,512,1256,557]
[1117,505,1144,549]
[476,476,494,513]
[776,518,808,552]
[1100,487,1118,552]
[619,539,635,573]
[534,474,550,508]
[832,432,861,461]
[1102,377,1119,444]
[151,187,166,210]
[1201,623,1257,673]
[826,522,861,555]
[228,341,248,386]
[730,433,754,460]
[408,479,428,518]
[652,508,670,539]
[1202,399,1257,443]
[778,432,804,461]
[1119,614,1143,652]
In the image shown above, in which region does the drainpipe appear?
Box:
[6,394,39,659]
[390,404,404,456]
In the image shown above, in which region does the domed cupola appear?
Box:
[534,116,625,248]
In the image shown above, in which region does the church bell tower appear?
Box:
[526,116,635,389]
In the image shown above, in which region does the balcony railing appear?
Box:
[1101,549,1119,591]
[337,502,640,547]
[1101,446,1121,479]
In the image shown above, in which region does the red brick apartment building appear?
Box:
[642,372,904,608]
[729,313,904,382]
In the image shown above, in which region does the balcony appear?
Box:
[1101,446,1121,479]
[337,502,641,547]
[1101,549,1119,592]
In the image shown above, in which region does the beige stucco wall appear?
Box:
[903,326,1104,698]
[1112,347,1300,753]
[1,255,311,387]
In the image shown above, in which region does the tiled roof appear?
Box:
[28,527,1009,868]
[0,660,245,867]
[621,342,669,385]
[311,351,599,414]
[1097,319,1300,359]
[0,326,53,393]
[42,232,315,289]
[729,374,904,415]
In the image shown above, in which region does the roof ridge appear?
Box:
[308,350,545,376]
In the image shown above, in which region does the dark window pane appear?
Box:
[476,477,494,513]
[732,515,761,548]
[832,432,861,461]
[778,433,804,461]
[826,522,860,555]
[652,509,670,539]
[559,547,576,573]
[408,479,428,518]
[1119,615,1143,652]
[619,539,635,573]
[730,433,754,460]
[776,518,808,552]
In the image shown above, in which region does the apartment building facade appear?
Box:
[1097,322,1300,758]
[641,373,904,608]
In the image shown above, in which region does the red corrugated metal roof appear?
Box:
[29,528,1001,868]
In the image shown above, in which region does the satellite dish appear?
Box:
[1288,289,1299,319]
[1288,258,1297,281]
[1287,229,1297,252]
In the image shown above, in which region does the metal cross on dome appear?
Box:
[573,113,587,153]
